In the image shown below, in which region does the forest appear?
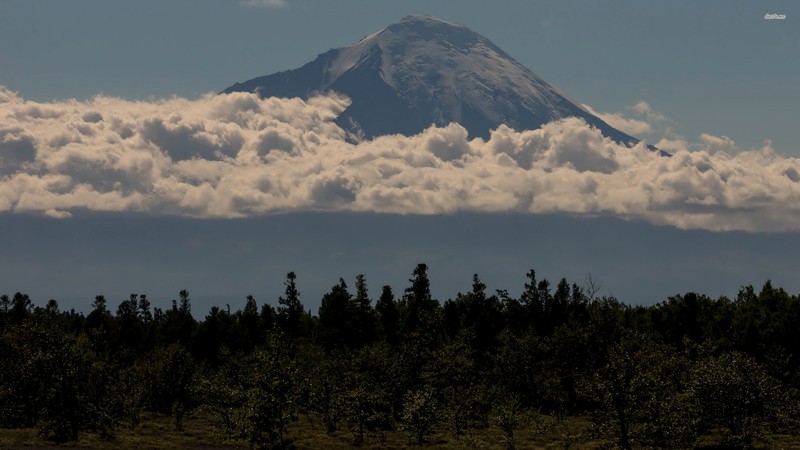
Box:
[1,264,799,449]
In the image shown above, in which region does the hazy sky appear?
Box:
[1,0,798,154]
[1,1,799,313]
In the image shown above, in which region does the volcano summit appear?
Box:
[230,15,644,145]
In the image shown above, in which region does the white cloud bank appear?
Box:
[1,87,799,232]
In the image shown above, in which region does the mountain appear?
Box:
[223,15,648,147]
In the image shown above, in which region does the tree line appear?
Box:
[1,264,798,449]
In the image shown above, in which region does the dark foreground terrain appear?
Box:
[2,412,799,449]
[2,265,800,449]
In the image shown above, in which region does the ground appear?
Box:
[1,412,799,449]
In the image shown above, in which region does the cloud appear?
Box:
[699,133,737,153]
[0,127,36,174]
[632,101,667,122]
[582,103,652,135]
[1,86,799,232]
[239,0,289,8]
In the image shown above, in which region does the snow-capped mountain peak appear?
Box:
[223,15,647,148]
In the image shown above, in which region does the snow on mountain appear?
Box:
[223,15,651,149]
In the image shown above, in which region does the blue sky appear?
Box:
[1,1,799,313]
[1,0,798,154]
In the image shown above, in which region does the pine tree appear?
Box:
[402,264,437,332]
[318,278,352,349]
[376,285,400,345]
[278,272,305,339]
[352,274,376,347]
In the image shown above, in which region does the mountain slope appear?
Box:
[223,15,647,147]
